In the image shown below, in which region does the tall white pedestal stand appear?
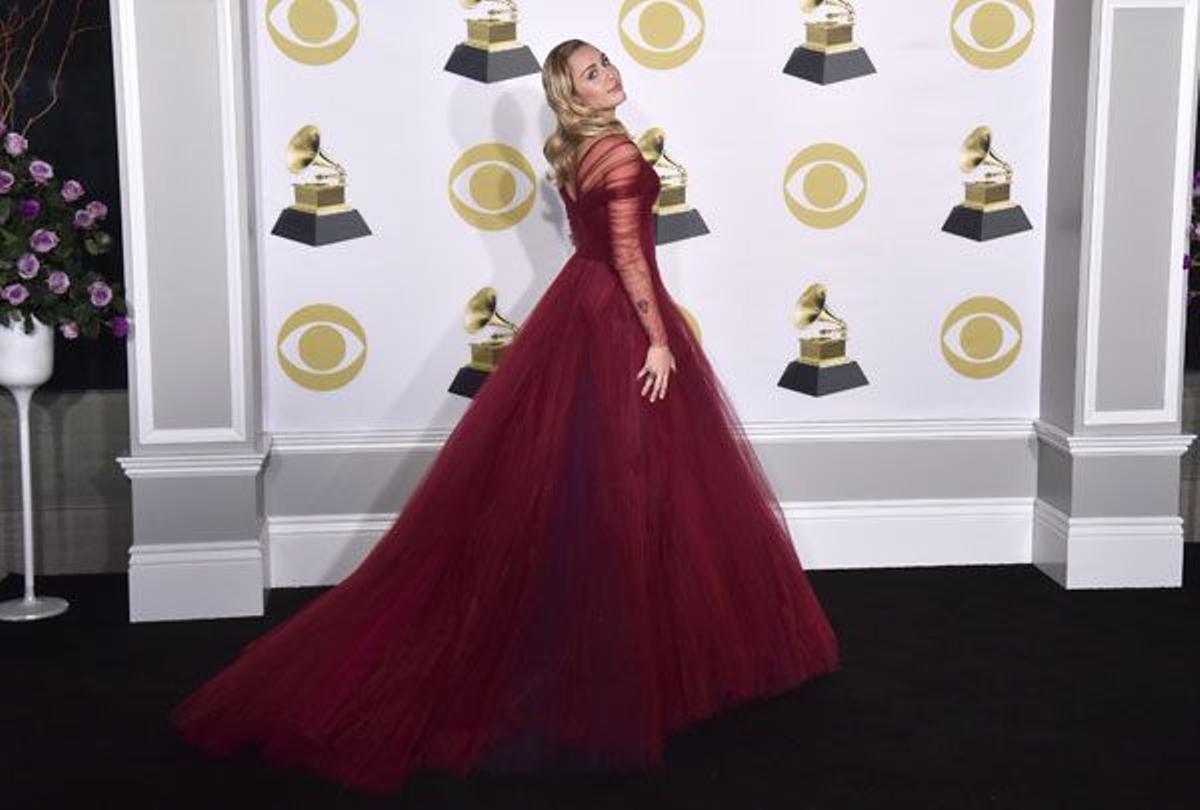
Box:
[0,316,68,621]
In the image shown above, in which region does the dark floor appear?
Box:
[1,549,1197,809]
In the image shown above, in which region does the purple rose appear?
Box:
[0,170,13,194]
[16,253,39,279]
[28,160,53,184]
[2,283,29,305]
[29,228,58,253]
[18,198,41,221]
[61,179,85,202]
[60,321,79,340]
[73,208,96,229]
[88,280,113,307]
[3,132,27,156]
[85,200,108,220]
[110,315,129,338]
[47,270,69,294]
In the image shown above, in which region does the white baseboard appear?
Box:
[782,497,1034,570]
[1033,501,1183,589]
[128,534,266,622]
[267,514,395,587]
[266,497,1037,588]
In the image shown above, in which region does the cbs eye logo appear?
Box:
[448,143,538,231]
[277,304,367,391]
[940,296,1022,379]
[783,144,867,229]
[266,0,360,66]
[618,0,705,70]
[951,0,1034,70]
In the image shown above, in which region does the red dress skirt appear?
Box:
[171,133,838,794]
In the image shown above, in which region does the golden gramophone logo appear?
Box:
[266,0,360,65]
[783,143,867,229]
[942,126,1032,242]
[777,283,868,397]
[783,0,876,85]
[951,0,1034,70]
[448,286,523,398]
[941,296,1022,379]
[277,304,367,391]
[271,125,371,246]
[448,143,537,231]
[445,0,541,83]
[638,128,709,245]
[619,0,705,70]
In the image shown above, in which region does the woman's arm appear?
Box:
[601,140,670,348]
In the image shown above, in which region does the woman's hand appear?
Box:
[637,344,676,403]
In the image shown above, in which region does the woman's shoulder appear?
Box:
[578,132,639,170]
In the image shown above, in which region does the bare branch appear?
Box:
[8,0,57,121]
[23,0,101,136]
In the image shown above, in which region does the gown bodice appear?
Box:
[557,134,670,348]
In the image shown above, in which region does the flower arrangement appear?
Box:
[0,120,126,339]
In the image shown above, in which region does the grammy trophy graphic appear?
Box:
[638,127,709,245]
[783,0,876,85]
[777,282,868,397]
[445,0,541,83]
[942,125,1033,242]
[448,286,522,398]
[271,125,372,247]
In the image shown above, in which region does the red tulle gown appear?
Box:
[171,133,839,794]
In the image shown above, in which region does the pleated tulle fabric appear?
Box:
[171,133,839,795]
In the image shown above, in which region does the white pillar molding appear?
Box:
[110,0,267,621]
[1034,0,1199,589]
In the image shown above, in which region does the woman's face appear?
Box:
[567,44,625,113]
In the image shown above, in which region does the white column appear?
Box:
[1034,0,1199,588]
[110,0,268,620]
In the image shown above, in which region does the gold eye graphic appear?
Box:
[940,296,1022,379]
[619,0,706,70]
[277,304,367,391]
[783,143,867,229]
[266,0,360,66]
[951,0,1034,70]
[448,143,538,231]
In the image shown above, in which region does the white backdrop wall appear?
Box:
[250,1,1055,435]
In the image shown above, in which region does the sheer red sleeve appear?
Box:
[577,136,669,349]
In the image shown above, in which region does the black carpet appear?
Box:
[2,549,1197,809]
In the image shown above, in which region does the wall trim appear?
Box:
[268,513,394,587]
[113,0,248,446]
[781,497,1034,570]
[128,533,266,622]
[1034,419,1196,456]
[266,497,1036,588]
[213,0,250,444]
[268,417,1036,455]
[1081,0,1196,426]
[1033,499,1184,588]
[116,443,270,479]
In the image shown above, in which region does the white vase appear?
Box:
[0,314,68,621]
[0,314,55,387]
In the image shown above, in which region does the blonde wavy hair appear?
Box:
[541,39,631,191]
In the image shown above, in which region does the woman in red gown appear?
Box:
[171,39,839,795]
